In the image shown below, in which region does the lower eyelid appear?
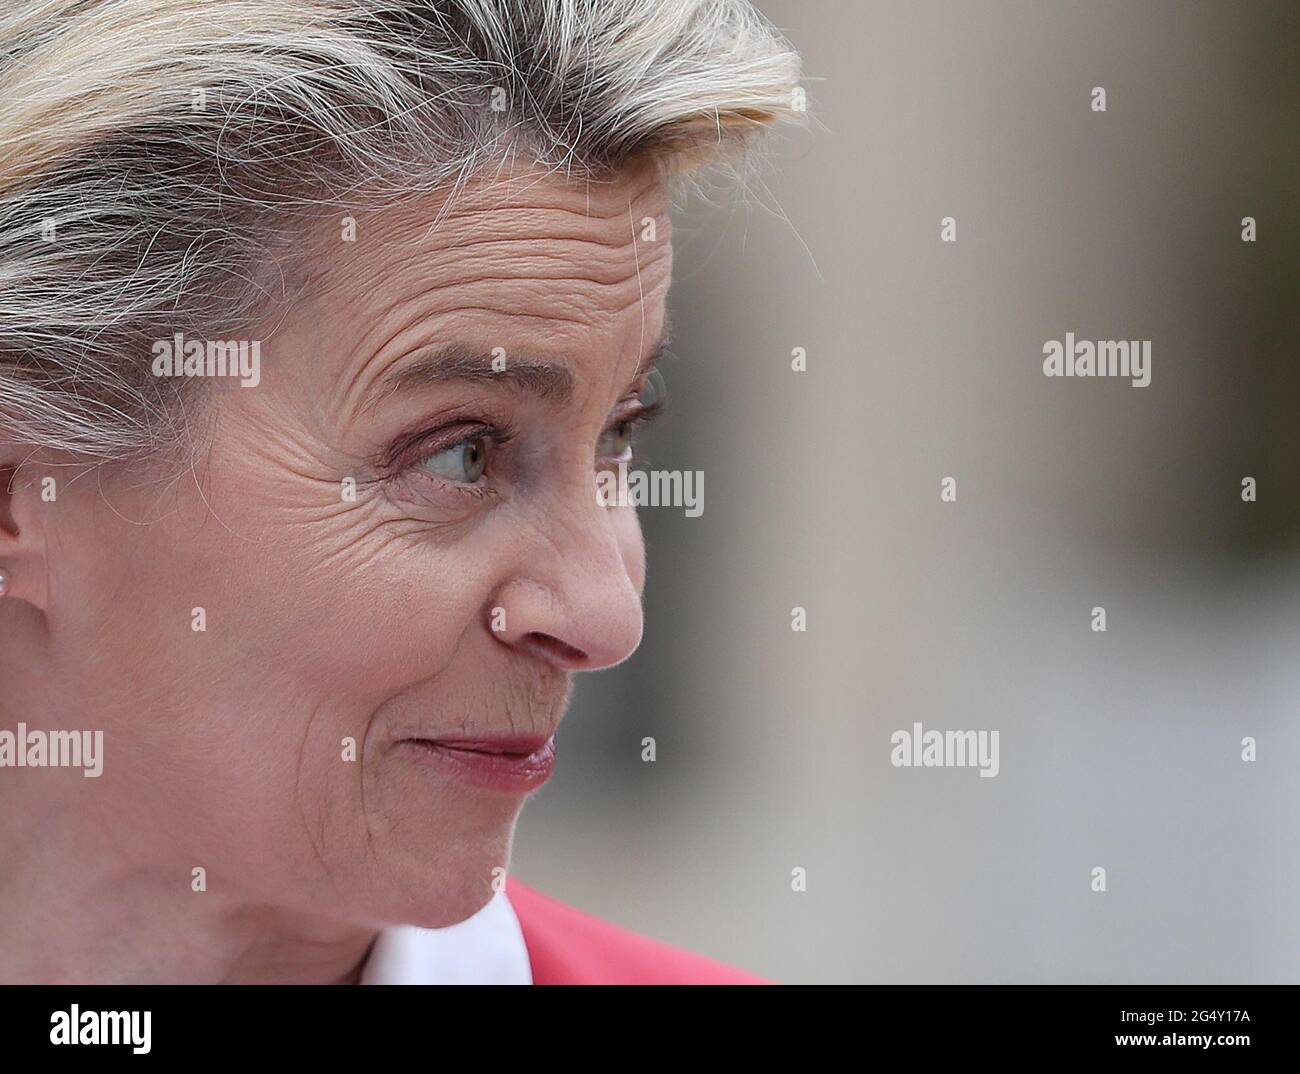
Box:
[392,466,497,507]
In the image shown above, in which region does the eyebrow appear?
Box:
[375,328,671,406]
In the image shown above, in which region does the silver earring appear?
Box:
[0,567,10,598]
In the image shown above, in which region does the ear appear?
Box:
[0,456,52,610]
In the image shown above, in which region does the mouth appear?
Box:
[398,734,557,793]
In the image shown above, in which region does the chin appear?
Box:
[353,786,524,929]
[391,846,516,929]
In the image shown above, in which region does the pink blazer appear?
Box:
[504,876,770,985]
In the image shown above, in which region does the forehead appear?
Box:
[286,164,674,419]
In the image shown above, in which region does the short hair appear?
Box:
[0,0,804,463]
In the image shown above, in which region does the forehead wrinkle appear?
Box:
[442,238,661,283]
[316,175,671,424]
[387,210,673,292]
[591,197,670,404]
[333,283,668,433]
[333,224,668,389]
[336,251,668,419]
[327,276,459,422]
[300,162,668,304]
[445,198,658,230]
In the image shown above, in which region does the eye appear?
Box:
[596,419,635,462]
[416,435,490,483]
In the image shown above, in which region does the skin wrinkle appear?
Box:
[306,188,666,302]
[374,263,660,293]
[0,161,670,983]
[335,264,667,421]
[318,184,669,424]
[293,697,344,895]
[384,229,662,264]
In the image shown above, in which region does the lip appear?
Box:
[399,734,557,793]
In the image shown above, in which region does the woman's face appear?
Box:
[21,163,672,927]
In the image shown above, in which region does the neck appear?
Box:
[0,785,378,984]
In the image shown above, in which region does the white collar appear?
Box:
[359,887,533,985]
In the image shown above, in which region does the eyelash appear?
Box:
[601,398,665,464]
[395,397,666,499]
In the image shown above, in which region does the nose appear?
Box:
[488,505,644,672]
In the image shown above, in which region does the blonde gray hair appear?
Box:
[0,0,803,463]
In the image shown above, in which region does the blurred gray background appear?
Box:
[512,0,1300,982]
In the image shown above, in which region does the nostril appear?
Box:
[521,632,588,667]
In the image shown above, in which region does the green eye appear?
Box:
[597,419,634,461]
[418,436,490,482]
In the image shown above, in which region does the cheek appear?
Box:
[220,525,490,711]
[74,452,494,746]
[180,424,484,694]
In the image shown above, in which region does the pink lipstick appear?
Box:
[401,734,557,793]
